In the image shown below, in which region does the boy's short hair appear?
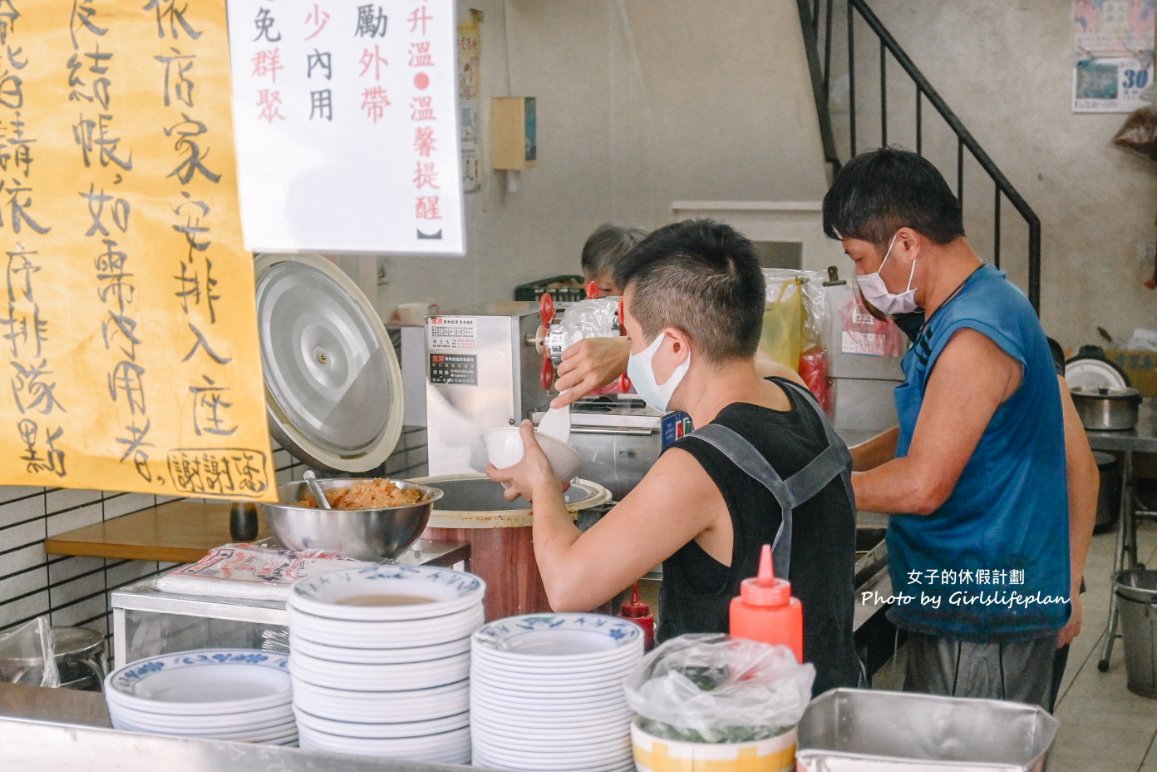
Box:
[614,219,765,363]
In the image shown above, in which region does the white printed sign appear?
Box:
[227,1,464,254]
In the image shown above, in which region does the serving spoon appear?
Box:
[303,469,332,509]
[538,399,571,444]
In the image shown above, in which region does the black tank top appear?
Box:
[659,378,860,695]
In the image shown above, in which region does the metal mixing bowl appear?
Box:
[260,478,443,561]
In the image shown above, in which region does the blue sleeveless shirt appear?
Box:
[886,264,1070,641]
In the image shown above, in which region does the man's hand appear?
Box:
[1057,592,1082,648]
[550,337,631,408]
[485,420,564,502]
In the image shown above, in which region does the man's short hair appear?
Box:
[822,146,965,249]
[580,224,648,282]
[614,219,765,363]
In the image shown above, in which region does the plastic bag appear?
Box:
[758,269,829,373]
[624,633,814,744]
[0,617,60,688]
[549,297,621,362]
[837,288,909,358]
[763,269,827,353]
[759,277,803,371]
[1113,104,1157,163]
[798,348,832,414]
[549,297,626,396]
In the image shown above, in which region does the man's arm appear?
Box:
[487,421,725,610]
[1056,373,1099,648]
[852,329,1022,515]
[850,426,900,472]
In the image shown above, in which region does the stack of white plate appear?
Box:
[470,613,644,771]
[287,564,486,764]
[104,649,295,745]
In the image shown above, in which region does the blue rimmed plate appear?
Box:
[105,648,290,715]
[472,613,644,664]
[289,564,485,621]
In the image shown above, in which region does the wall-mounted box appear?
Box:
[491,96,536,170]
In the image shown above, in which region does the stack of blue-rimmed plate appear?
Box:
[470,613,644,771]
[104,649,295,745]
[287,564,485,765]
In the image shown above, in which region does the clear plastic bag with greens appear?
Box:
[624,633,814,744]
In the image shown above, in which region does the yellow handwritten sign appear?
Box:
[0,1,276,501]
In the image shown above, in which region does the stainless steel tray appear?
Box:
[797,688,1059,771]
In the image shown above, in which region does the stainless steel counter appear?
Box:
[0,683,473,771]
[110,539,470,667]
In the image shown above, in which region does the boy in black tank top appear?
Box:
[487,219,861,696]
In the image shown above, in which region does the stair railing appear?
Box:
[797,0,1042,312]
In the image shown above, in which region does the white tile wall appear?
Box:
[0,494,46,529]
[0,590,49,628]
[0,429,430,654]
[45,503,103,538]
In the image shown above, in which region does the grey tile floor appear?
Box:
[869,518,1157,771]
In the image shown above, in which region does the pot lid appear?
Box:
[255,254,403,473]
[1064,356,1130,391]
[1070,384,1142,401]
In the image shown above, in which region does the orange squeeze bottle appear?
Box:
[729,544,803,661]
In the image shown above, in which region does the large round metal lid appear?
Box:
[255,254,403,473]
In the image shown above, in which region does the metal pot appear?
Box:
[414,474,610,620]
[1070,386,1142,431]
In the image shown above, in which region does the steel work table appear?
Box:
[109,539,470,667]
[1086,398,1157,671]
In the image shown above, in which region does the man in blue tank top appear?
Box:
[822,148,1072,708]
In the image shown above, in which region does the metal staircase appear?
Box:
[797,0,1043,313]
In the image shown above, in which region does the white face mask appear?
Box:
[856,233,918,316]
[627,331,691,413]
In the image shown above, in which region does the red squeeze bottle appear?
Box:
[620,582,655,651]
[729,544,803,661]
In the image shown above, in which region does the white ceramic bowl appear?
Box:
[290,678,469,723]
[484,426,583,482]
[286,603,484,649]
[288,650,470,691]
[287,564,485,622]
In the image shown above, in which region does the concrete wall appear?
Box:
[376,0,830,318]
[830,1,1156,352]
[375,0,1154,354]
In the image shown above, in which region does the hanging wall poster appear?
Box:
[0,1,275,501]
[228,1,465,254]
[458,11,482,194]
[1074,0,1155,57]
[1072,56,1155,112]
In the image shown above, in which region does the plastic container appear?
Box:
[729,544,803,662]
[632,718,797,772]
[620,582,654,651]
[1115,568,1157,698]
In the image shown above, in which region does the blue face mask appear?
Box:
[626,332,691,413]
